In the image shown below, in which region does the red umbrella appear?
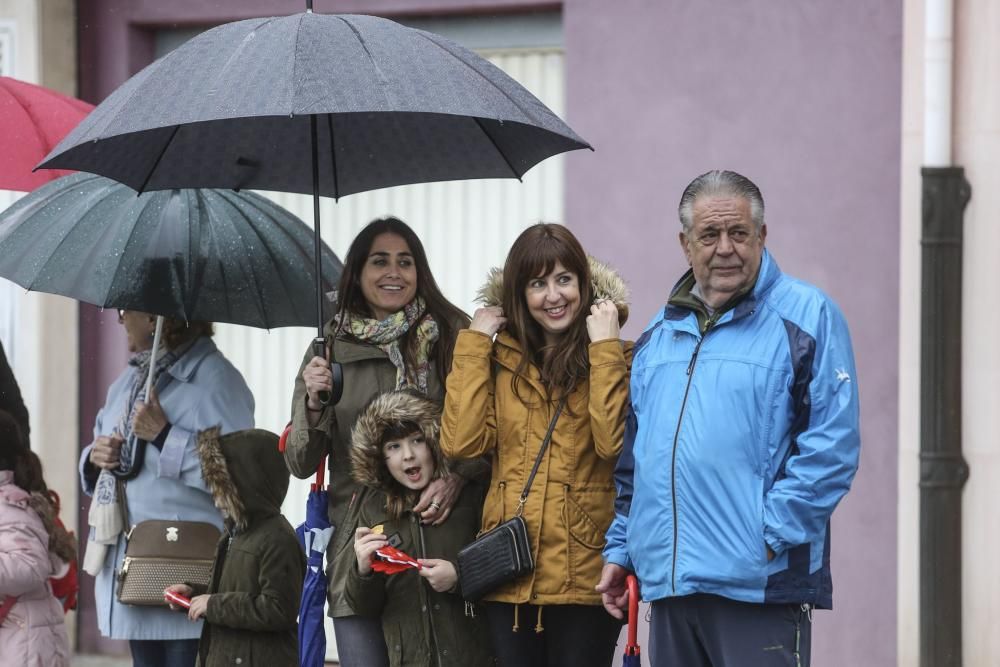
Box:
[0,77,92,192]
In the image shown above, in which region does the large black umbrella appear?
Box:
[0,171,342,399]
[38,9,591,352]
[0,171,342,329]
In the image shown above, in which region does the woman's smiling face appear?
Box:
[360,232,418,321]
[524,260,581,345]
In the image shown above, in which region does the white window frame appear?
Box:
[0,20,15,76]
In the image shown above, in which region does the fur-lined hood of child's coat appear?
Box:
[475,255,630,325]
[197,427,288,533]
[350,391,448,519]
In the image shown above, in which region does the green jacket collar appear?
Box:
[668,268,759,333]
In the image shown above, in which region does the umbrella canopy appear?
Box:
[37,11,590,348]
[0,77,93,191]
[0,172,342,328]
[39,13,590,198]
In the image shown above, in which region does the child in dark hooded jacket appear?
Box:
[166,427,305,667]
[345,391,495,667]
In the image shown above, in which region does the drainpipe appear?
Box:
[920,1,970,666]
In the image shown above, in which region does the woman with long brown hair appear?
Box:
[441,223,632,667]
[284,216,479,667]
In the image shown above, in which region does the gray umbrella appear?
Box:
[0,171,342,329]
[37,10,591,351]
[39,12,588,198]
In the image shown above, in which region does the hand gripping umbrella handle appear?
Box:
[626,574,640,656]
[312,337,343,406]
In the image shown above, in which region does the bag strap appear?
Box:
[116,480,132,539]
[0,595,18,625]
[514,395,567,517]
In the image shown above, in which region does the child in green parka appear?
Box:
[165,428,305,667]
[346,391,495,667]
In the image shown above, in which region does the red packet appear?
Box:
[164,589,192,609]
[372,545,421,575]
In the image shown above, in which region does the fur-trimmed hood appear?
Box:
[197,427,287,532]
[350,391,448,517]
[475,255,630,325]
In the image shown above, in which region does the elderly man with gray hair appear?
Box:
[596,170,861,666]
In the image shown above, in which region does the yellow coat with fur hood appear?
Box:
[441,257,632,607]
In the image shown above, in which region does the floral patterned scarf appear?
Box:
[339,297,439,393]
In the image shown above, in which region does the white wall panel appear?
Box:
[0,190,24,356]
[212,47,565,661]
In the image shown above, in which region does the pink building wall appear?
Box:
[563,3,901,665]
[75,2,901,663]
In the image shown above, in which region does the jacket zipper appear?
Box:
[669,317,717,593]
[416,517,444,667]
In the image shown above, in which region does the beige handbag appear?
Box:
[115,485,221,606]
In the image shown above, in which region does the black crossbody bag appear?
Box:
[457,396,566,601]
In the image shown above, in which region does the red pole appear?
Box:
[626,575,640,656]
[313,455,326,491]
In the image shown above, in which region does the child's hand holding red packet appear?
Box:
[164,587,192,609]
[372,545,422,575]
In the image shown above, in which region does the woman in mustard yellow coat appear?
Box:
[441,223,631,667]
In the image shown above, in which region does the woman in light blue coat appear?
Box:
[79,310,254,667]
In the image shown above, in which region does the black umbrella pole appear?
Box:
[311,114,324,342]
[310,114,342,406]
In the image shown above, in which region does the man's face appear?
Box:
[679,195,766,308]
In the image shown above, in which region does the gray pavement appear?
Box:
[72,656,131,667]
[71,654,339,666]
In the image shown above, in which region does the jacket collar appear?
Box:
[166,336,218,383]
[663,249,781,328]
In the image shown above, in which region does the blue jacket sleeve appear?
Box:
[763,300,861,553]
[79,369,130,495]
[603,401,637,571]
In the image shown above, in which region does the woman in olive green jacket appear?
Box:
[283,217,478,667]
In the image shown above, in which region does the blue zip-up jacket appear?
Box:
[603,250,859,609]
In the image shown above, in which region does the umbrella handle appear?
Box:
[626,574,640,655]
[312,337,344,406]
[278,422,292,454]
[312,455,326,491]
[143,316,165,400]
